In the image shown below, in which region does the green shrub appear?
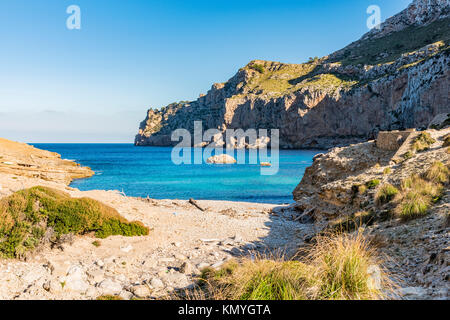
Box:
[376,184,399,205]
[249,63,265,74]
[0,186,149,258]
[366,179,381,189]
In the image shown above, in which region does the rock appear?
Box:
[120,245,134,253]
[367,265,382,291]
[174,254,187,261]
[179,262,193,274]
[98,279,123,295]
[150,278,164,290]
[206,155,237,164]
[131,284,151,298]
[119,290,134,300]
[165,273,189,288]
[65,265,89,293]
[400,287,427,298]
[43,280,64,294]
[86,269,104,285]
[196,263,210,270]
[211,261,225,269]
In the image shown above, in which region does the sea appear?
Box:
[32,144,322,204]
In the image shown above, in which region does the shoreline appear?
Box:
[0,151,307,299]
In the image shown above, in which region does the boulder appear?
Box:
[207,154,237,164]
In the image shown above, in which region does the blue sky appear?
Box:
[0,0,411,142]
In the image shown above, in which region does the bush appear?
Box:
[0,186,149,258]
[412,132,436,152]
[366,179,381,189]
[194,233,389,300]
[249,63,265,74]
[376,184,399,205]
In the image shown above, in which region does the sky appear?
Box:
[0,0,411,143]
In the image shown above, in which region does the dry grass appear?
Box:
[424,161,449,184]
[412,132,436,152]
[396,162,448,221]
[443,134,450,147]
[187,233,391,300]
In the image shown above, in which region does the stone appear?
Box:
[150,278,164,290]
[65,265,89,292]
[120,245,134,253]
[179,262,193,274]
[86,269,105,284]
[367,265,382,291]
[165,273,189,288]
[196,263,210,270]
[400,287,427,297]
[206,155,237,164]
[131,284,151,298]
[174,254,187,261]
[98,279,123,295]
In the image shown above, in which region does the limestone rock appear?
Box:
[207,154,237,164]
[98,279,123,295]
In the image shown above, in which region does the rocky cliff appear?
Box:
[136,0,450,149]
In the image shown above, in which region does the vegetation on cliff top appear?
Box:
[0,186,149,259]
[190,233,389,300]
[330,17,450,66]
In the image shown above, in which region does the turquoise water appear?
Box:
[33,144,321,204]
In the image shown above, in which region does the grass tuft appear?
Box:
[0,186,149,258]
[424,161,449,184]
[376,184,399,205]
[412,132,436,152]
[192,233,390,300]
[397,170,445,221]
[366,179,381,189]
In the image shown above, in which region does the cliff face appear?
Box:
[136,0,450,149]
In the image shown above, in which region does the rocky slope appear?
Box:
[136,0,449,149]
[0,138,93,184]
[291,116,449,299]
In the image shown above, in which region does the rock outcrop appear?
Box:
[0,138,93,184]
[136,0,449,149]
